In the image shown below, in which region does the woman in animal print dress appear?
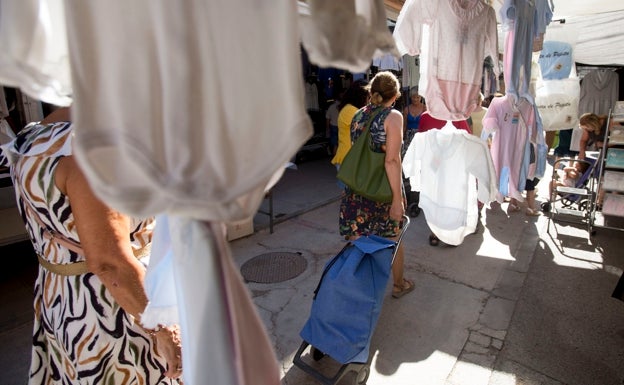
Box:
[0,107,182,385]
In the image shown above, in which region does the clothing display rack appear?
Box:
[592,106,624,232]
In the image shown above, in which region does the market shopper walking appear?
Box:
[0,107,182,385]
[331,79,370,189]
[338,71,414,299]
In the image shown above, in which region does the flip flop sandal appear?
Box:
[392,279,415,299]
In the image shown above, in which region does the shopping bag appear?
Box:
[299,235,395,364]
[336,128,392,203]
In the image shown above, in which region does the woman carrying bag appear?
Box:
[338,71,414,299]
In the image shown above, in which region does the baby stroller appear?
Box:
[543,157,597,212]
[293,216,410,385]
[544,157,597,234]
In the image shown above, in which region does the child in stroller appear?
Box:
[541,158,594,212]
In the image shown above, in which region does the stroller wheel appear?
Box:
[578,199,588,211]
[354,365,370,385]
[311,346,325,361]
[408,203,420,217]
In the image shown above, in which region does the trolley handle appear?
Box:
[395,214,410,248]
[390,215,410,266]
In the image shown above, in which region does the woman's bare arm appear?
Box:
[384,110,405,221]
[55,156,182,378]
[578,129,589,159]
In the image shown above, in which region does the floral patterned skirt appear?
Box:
[339,191,401,238]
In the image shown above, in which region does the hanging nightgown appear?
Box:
[482,95,535,201]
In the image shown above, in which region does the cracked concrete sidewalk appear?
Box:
[230,168,624,385]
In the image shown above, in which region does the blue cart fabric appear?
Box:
[299,235,396,364]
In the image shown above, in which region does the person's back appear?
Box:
[331,79,370,166]
[332,104,359,165]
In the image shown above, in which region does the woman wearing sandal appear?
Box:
[338,71,415,299]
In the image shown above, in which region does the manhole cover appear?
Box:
[240,252,307,283]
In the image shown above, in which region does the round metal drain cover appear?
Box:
[240,252,307,283]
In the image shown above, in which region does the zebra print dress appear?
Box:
[0,122,179,385]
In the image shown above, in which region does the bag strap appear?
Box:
[355,105,387,142]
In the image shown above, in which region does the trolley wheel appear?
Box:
[408,203,420,217]
[311,346,325,361]
[354,365,370,385]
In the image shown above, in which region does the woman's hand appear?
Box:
[153,325,183,378]
[389,200,405,222]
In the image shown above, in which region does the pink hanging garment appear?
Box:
[393,0,499,121]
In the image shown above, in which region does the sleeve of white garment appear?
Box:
[0,0,72,106]
[402,132,424,191]
[465,135,499,205]
[392,0,438,56]
[299,0,398,73]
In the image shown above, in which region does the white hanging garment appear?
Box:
[63,0,312,221]
[145,216,281,385]
[402,129,498,245]
[299,0,399,73]
[0,0,72,106]
[392,0,499,121]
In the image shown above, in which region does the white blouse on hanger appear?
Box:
[402,128,498,246]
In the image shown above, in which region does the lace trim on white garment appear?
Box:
[449,0,486,21]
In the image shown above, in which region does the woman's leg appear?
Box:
[391,244,414,298]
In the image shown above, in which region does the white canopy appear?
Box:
[491,0,624,66]
[384,0,624,66]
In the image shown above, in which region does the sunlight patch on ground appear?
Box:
[447,359,499,385]
[552,248,604,269]
[475,229,515,261]
[367,350,458,385]
[544,230,605,269]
